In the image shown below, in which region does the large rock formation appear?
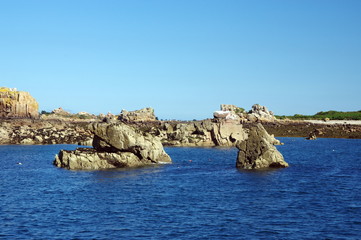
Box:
[236,124,288,169]
[119,108,157,122]
[54,122,172,170]
[0,87,39,119]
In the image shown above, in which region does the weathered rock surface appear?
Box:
[147,119,247,147]
[214,104,246,121]
[248,104,276,122]
[51,107,71,116]
[236,124,288,169]
[213,111,240,121]
[54,122,171,170]
[119,108,157,122]
[0,87,39,119]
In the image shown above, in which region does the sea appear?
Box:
[1,137,361,240]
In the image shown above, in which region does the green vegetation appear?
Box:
[40,110,52,115]
[234,107,245,114]
[276,110,361,120]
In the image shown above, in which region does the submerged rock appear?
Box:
[306,132,317,140]
[54,122,171,170]
[236,124,288,169]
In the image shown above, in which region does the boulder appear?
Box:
[54,122,171,170]
[306,132,317,140]
[119,107,157,122]
[213,111,240,121]
[220,104,238,112]
[51,107,71,116]
[236,124,288,169]
[248,104,276,122]
[0,87,39,119]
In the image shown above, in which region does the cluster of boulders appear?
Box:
[40,107,98,122]
[53,118,287,170]
[213,104,276,122]
[54,122,171,170]
[0,87,39,119]
[150,120,247,147]
[248,104,276,121]
[119,108,157,122]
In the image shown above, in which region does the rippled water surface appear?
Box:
[1,138,361,239]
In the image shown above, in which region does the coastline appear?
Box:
[263,120,361,139]
[1,118,361,146]
[304,120,361,125]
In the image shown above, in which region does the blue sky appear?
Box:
[0,0,360,120]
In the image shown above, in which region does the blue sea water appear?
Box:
[1,138,361,240]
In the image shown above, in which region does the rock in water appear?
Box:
[0,87,39,119]
[236,124,288,169]
[54,122,171,170]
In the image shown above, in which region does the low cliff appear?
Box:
[0,87,39,119]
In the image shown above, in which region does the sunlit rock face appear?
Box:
[54,122,172,170]
[119,107,157,122]
[0,87,39,119]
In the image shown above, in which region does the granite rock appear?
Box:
[54,122,171,170]
[0,87,39,119]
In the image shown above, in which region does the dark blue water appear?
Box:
[1,138,361,240]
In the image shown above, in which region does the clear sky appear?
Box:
[0,0,360,120]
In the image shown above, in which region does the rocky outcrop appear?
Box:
[214,104,246,121]
[236,124,288,169]
[149,120,247,147]
[248,104,276,122]
[119,108,157,122]
[54,122,171,170]
[213,111,240,121]
[51,107,71,116]
[0,87,39,119]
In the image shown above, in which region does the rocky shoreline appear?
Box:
[0,119,93,145]
[263,120,361,139]
[0,86,356,170]
[1,118,360,146]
